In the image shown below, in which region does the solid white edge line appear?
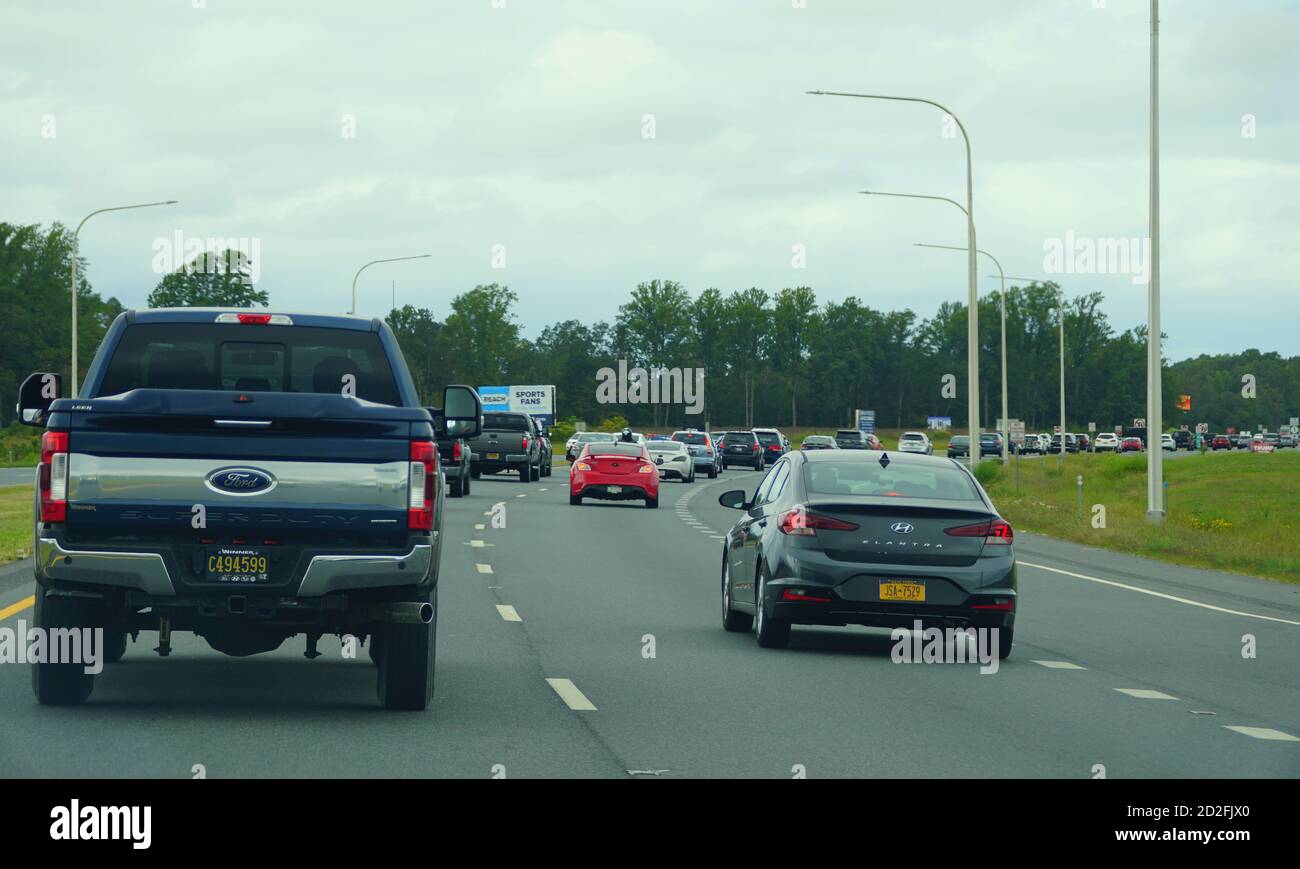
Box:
[496,604,522,622]
[1222,726,1300,742]
[546,677,597,711]
[1019,560,1300,627]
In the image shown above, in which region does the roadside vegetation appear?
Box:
[0,485,31,564]
[980,449,1300,583]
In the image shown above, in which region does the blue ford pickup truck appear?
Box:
[16,309,482,710]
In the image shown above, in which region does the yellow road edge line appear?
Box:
[0,595,35,622]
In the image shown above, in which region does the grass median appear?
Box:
[979,450,1300,583]
[0,485,32,564]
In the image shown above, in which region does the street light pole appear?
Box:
[1146,0,1165,520]
[349,255,432,315]
[813,90,980,464]
[70,200,179,397]
[915,242,1008,464]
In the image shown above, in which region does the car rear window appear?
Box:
[649,441,686,452]
[756,433,780,445]
[900,433,925,441]
[97,323,401,405]
[804,460,982,501]
[485,414,531,432]
[673,432,709,445]
[724,432,756,445]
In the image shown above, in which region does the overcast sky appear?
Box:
[3,0,1296,361]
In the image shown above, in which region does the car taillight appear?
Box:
[782,588,833,603]
[944,518,1013,544]
[521,434,530,451]
[576,462,591,471]
[970,596,1015,612]
[778,507,859,536]
[452,440,462,461]
[39,430,69,523]
[408,440,437,530]
[638,463,656,474]
[214,312,294,325]
[751,442,760,453]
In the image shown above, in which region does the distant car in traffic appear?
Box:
[648,439,695,483]
[1160,433,1176,451]
[570,442,660,507]
[721,431,764,471]
[1120,436,1144,453]
[1092,432,1120,452]
[672,429,720,478]
[566,431,616,462]
[833,429,880,450]
[1075,433,1091,452]
[978,432,1004,458]
[800,435,838,450]
[1211,434,1231,450]
[896,431,933,455]
[716,450,1016,658]
[753,428,789,465]
[947,434,970,458]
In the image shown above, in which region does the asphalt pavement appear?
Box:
[0,464,1296,778]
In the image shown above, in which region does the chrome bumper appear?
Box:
[36,537,434,598]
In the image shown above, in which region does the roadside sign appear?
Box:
[1133,418,1146,428]
[855,409,876,435]
[1010,420,1025,444]
[1196,422,1208,434]
[1114,425,1123,435]
[1291,417,1299,428]
[926,415,952,430]
[1087,421,1096,432]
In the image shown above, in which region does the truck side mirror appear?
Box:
[17,372,62,426]
[442,385,482,439]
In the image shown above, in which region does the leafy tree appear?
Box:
[146,248,268,308]
[441,283,521,387]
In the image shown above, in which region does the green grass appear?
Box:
[980,450,1300,583]
[0,486,32,564]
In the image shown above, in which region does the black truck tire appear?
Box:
[31,591,96,705]
[376,596,437,710]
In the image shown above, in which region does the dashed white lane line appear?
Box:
[1020,560,1300,627]
[1114,688,1178,700]
[495,604,522,622]
[546,677,597,711]
[1033,660,1087,670]
[470,539,485,548]
[515,494,527,498]
[475,563,493,574]
[538,488,548,492]
[1222,726,1300,742]
[474,524,485,530]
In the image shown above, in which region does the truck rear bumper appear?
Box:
[36,536,434,597]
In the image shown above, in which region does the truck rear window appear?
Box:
[97,323,401,405]
[484,414,531,432]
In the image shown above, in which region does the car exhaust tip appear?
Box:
[386,602,434,624]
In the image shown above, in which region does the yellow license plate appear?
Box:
[879,580,925,602]
[486,453,499,460]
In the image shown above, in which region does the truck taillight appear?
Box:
[521,434,530,451]
[452,440,462,461]
[40,430,69,523]
[408,440,437,530]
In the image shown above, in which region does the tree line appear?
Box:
[2,221,1296,434]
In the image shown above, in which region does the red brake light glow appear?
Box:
[778,508,859,536]
[408,440,437,530]
[39,430,69,523]
[944,518,1013,544]
[781,588,833,603]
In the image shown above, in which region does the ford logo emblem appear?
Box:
[205,467,276,497]
[890,522,914,534]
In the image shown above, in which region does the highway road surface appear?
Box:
[0,470,1297,778]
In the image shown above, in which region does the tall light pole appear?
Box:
[1005,276,1066,457]
[1146,0,1165,520]
[915,242,1009,464]
[812,91,980,463]
[71,200,179,397]
[350,255,431,315]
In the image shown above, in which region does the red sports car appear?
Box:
[1211,435,1231,450]
[1120,436,1144,453]
[570,442,661,508]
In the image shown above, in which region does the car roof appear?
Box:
[798,448,955,467]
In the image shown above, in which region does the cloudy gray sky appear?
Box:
[3,0,1296,361]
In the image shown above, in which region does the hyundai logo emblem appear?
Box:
[205,467,276,497]
[890,522,914,534]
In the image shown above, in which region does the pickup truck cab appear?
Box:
[468,412,542,482]
[17,309,482,710]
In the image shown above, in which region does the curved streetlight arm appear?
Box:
[350,254,432,315]
[815,89,980,462]
[70,199,178,397]
[861,190,966,216]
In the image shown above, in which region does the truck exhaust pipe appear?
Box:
[385,602,434,624]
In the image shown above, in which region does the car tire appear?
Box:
[709,466,717,479]
[570,493,582,505]
[520,465,530,483]
[463,471,471,495]
[998,626,1014,660]
[721,558,752,632]
[470,466,481,480]
[31,591,96,705]
[368,632,382,665]
[753,569,790,648]
[449,474,463,498]
[376,594,436,711]
[104,630,128,664]
[645,495,659,509]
